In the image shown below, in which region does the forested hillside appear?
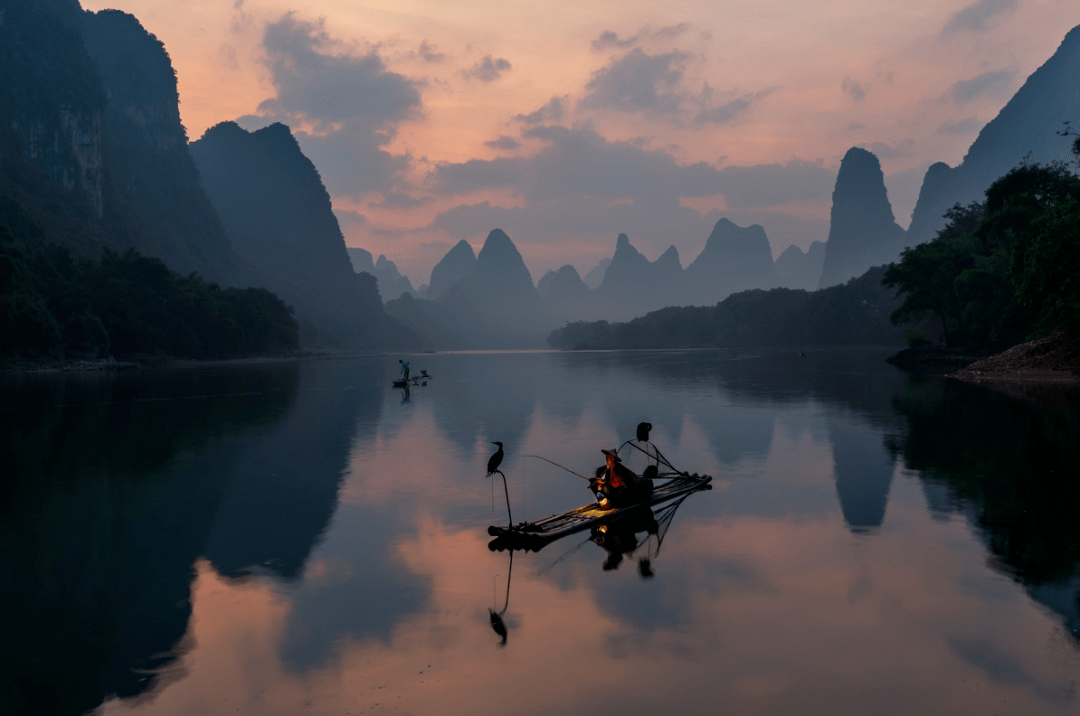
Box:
[1,204,298,361]
[548,265,905,350]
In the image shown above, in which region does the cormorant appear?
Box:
[636,422,652,442]
[487,441,504,475]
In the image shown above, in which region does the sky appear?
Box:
[81,0,1080,287]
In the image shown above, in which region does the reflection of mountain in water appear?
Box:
[589,348,905,467]
[428,353,539,462]
[275,498,430,669]
[203,361,385,581]
[0,366,299,716]
[827,415,896,533]
[889,380,1080,644]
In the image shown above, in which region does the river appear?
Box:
[2,348,1079,715]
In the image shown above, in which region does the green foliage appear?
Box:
[884,159,1080,348]
[904,330,930,348]
[1,224,299,361]
[883,203,982,343]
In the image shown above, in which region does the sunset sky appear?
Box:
[82,0,1080,286]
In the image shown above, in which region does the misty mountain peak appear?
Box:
[457,229,540,324]
[655,245,682,271]
[818,147,906,288]
[684,217,779,304]
[776,241,826,290]
[346,247,376,274]
[833,147,896,224]
[427,239,476,300]
[612,233,644,261]
[539,264,591,301]
[475,228,526,271]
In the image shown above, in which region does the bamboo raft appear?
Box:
[487,473,712,552]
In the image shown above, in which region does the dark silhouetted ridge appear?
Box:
[908,24,1080,244]
[80,9,241,284]
[189,121,410,348]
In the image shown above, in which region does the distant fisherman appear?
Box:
[399,359,410,382]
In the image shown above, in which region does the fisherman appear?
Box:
[399,358,410,382]
[592,449,654,508]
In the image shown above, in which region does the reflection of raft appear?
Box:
[488,473,711,552]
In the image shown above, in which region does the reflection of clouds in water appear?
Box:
[84,350,1080,715]
[276,502,429,670]
[106,497,1080,716]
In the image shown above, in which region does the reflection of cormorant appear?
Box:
[488,552,512,646]
[487,441,504,475]
[636,422,652,442]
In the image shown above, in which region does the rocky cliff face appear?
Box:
[0,1,244,284]
[0,0,107,221]
[684,218,779,303]
[189,121,407,347]
[907,24,1080,245]
[80,9,240,284]
[818,148,907,288]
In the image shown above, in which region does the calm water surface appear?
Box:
[3,349,1080,716]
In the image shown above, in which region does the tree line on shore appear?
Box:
[884,143,1080,349]
[1,214,298,362]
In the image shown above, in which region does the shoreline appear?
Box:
[947,331,1080,385]
[0,349,391,375]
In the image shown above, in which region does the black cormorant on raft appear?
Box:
[486,426,711,552]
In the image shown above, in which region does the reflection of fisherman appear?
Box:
[398,359,410,381]
[591,510,659,573]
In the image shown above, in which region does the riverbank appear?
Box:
[885,345,993,372]
[949,331,1080,384]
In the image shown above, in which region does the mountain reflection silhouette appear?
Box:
[0,365,300,716]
